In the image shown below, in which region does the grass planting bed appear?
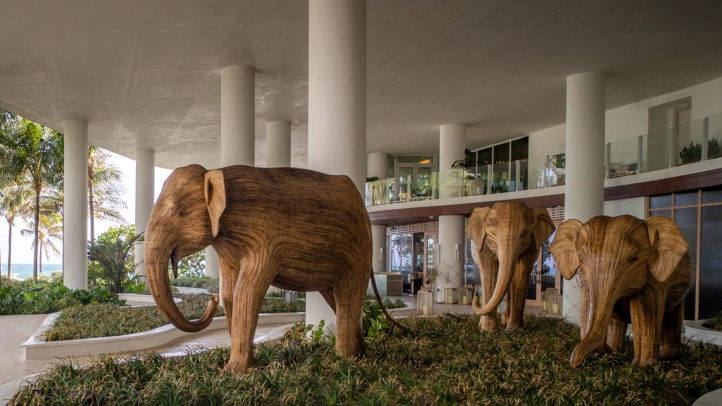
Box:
[15,314,722,405]
[41,294,305,341]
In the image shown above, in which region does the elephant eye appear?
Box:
[177,211,185,217]
[629,257,638,263]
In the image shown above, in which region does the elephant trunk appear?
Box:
[146,244,218,333]
[570,290,614,368]
[475,253,514,315]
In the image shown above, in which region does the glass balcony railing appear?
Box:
[365,112,722,207]
[365,153,565,206]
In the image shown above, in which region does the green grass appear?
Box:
[15,314,722,405]
[41,294,305,341]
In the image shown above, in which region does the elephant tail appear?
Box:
[369,270,406,331]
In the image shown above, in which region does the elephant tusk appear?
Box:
[472,292,485,315]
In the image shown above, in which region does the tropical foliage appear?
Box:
[0,177,32,283]
[169,275,218,290]
[13,314,722,404]
[0,274,124,315]
[88,225,143,293]
[87,145,126,242]
[20,212,62,276]
[176,250,206,278]
[0,118,63,282]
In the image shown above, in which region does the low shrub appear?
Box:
[13,314,722,405]
[0,277,124,315]
[703,311,722,331]
[42,293,306,341]
[169,276,219,291]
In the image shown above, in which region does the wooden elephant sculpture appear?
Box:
[145,164,375,374]
[550,215,694,367]
[466,202,555,330]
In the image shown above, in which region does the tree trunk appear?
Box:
[39,242,43,276]
[33,188,40,283]
[88,167,95,243]
[7,221,12,279]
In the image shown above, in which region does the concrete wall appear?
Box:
[603,197,646,219]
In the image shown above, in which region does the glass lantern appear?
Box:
[417,287,434,316]
[458,287,473,305]
[541,291,548,313]
[548,293,563,315]
[444,288,458,304]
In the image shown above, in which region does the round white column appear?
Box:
[563,72,606,324]
[205,247,220,279]
[266,120,291,168]
[134,149,155,280]
[437,124,467,302]
[306,0,367,333]
[221,65,255,167]
[366,152,388,180]
[368,153,388,273]
[63,119,89,290]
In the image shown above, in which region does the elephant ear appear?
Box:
[549,219,584,280]
[530,207,556,250]
[466,207,491,248]
[645,216,688,283]
[204,170,226,237]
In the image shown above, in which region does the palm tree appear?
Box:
[0,178,32,282]
[0,119,63,282]
[21,212,62,276]
[0,109,19,131]
[88,146,126,242]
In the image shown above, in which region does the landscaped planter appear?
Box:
[22,313,305,360]
[684,320,722,345]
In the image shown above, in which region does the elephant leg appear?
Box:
[606,316,628,353]
[319,289,337,314]
[218,256,240,336]
[506,264,530,330]
[629,286,665,367]
[659,301,684,359]
[224,255,275,374]
[333,276,366,358]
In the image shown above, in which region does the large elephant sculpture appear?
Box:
[466,202,555,330]
[145,164,374,374]
[550,215,694,367]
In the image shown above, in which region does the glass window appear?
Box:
[389,234,412,273]
[465,236,481,285]
[702,187,722,204]
[650,194,672,209]
[700,205,722,319]
[477,148,491,165]
[511,137,529,161]
[674,208,698,320]
[493,142,510,164]
[675,191,698,206]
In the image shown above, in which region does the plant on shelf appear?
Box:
[87,225,143,294]
[365,176,380,183]
[708,135,721,159]
[452,149,478,181]
[549,153,566,185]
[679,141,702,164]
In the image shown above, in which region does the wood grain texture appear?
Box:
[550,215,694,367]
[145,165,372,374]
[467,202,555,330]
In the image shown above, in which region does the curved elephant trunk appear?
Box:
[146,245,218,333]
[570,292,613,368]
[475,254,513,315]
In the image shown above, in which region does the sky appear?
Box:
[0,151,173,265]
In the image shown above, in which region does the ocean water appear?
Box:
[1,263,63,280]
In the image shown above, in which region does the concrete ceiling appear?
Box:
[0,0,721,168]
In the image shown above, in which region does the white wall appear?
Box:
[604,197,646,219]
[528,123,565,159]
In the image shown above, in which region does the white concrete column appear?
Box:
[266,120,291,168]
[366,152,388,180]
[371,226,386,273]
[205,247,220,279]
[221,65,255,167]
[306,0,367,333]
[368,153,388,273]
[563,72,606,324]
[439,124,466,199]
[134,149,155,280]
[63,119,89,290]
[436,124,467,302]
